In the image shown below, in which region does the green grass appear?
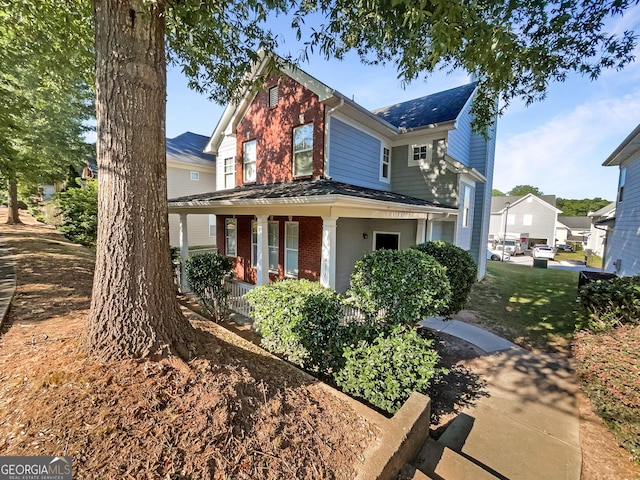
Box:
[555,250,603,269]
[467,262,580,351]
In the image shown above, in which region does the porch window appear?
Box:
[208,215,216,237]
[293,124,313,177]
[462,184,472,227]
[251,221,279,272]
[374,232,400,250]
[243,140,256,183]
[223,156,235,189]
[225,218,237,257]
[380,146,390,182]
[285,221,299,277]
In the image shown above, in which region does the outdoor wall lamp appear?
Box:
[363,233,368,239]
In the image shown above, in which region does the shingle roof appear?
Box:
[371,83,476,129]
[558,216,592,229]
[169,178,456,210]
[491,194,557,212]
[166,132,215,165]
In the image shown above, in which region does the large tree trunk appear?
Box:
[6,175,22,225]
[86,0,196,360]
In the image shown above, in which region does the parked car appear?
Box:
[532,245,555,260]
[556,244,573,252]
[487,248,511,262]
[495,239,523,255]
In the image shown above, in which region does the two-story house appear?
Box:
[602,123,640,276]
[166,132,216,249]
[489,194,561,249]
[169,54,496,294]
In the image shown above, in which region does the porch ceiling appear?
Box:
[168,178,458,220]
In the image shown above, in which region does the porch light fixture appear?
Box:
[363,233,368,239]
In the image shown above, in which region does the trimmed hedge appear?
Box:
[576,275,640,332]
[245,279,344,376]
[347,248,451,326]
[53,179,98,246]
[185,252,234,321]
[334,326,446,414]
[412,241,477,316]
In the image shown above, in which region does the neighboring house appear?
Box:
[166,132,216,248]
[587,201,615,257]
[602,123,640,276]
[168,54,496,294]
[556,216,592,248]
[488,194,561,248]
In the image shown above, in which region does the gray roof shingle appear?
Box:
[371,83,476,129]
[166,132,215,165]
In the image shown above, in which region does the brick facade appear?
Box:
[217,214,322,285]
[236,75,325,185]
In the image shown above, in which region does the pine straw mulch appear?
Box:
[0,212,377,479]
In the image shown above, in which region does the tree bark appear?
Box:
[86,0,196,360]
[6,175,22,225]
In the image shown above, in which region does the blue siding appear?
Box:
[447,101,472,166]
[328,117,390,190]
[604,157,640,276]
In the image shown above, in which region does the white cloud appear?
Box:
[495,88,640,199]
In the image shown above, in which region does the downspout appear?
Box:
[323,98,344,179]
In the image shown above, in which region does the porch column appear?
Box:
[179,213,189,291]
[320,216,337,289]
[416,218,427,245]
[256,215,270,285]
[426,219,434,241]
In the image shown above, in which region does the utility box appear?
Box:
[578,270,617,288]
[533,258,548,269]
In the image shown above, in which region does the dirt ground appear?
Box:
[0,209,638,479]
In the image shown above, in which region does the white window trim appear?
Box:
[380,145,391,183]
[251,220,258,268]
[462,184,472,228]
[225,218,237,257]
[372,231,401,251]
[208,214,216,237]
[284,221,299,278]
[293,124,313,177]
[243,140,256,183]
[523,214,533,226]
[408,138,446,167]
[618,166,627,203]
[268,221,279,273]
[190,170,200,181]
[268,85,279,108]
[223,156,235,189]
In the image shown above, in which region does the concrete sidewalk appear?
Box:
[413,318,581,479]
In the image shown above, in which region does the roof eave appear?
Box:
[603,123,640,166]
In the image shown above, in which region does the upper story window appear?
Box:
[409,138,446,167]
[268,86,279,108]
[190,171,199,181]
[462,185,472,228]
[380,147,391,182]
[225,218,237,257]
[223,157,235,189]
[243,140,256,183]
[523,214,533,226]
[293,124,313,177]
[618,166,627,202]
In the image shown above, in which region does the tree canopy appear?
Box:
[492,188,506,196]
[507,185,545,196]
[557,197,612,216]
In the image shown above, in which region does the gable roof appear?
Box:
[372,83,476,130]
[558,216,592,229]
[603,122,640,166]
[588,201,616,218]
[167,132,215,167]
[491,194,559,213]
[168,178,457,212]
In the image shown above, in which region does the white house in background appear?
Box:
[556,216,592,248]
[587,202,615,257]
[602,123,640,276]
[166,132,216,248]
[489,194,561,248]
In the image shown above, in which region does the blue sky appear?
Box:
[166,7,640,201]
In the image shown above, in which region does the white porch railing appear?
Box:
[225,279,255,318]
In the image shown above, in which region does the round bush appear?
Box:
[347,249,451,326]
[576,275,640,332]
[334,326,446,414]
[245,279,344,376]
[185,252,234,320]
[412,241,477,316]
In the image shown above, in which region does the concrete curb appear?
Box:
[0,240,16,331]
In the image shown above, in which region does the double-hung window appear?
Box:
[293,124,313,177]
[409,138,446,166]
[380,147,390,182]
[243,140,256,183]
[462,185,472,228]
[225,218,237,257]
[223,157,235,189]
[251,221,279,272]
[284,221,299,278]
[618,167,627,202]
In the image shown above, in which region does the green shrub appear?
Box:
[576,276,640,332]
[347,249,451,326]
[412,241,477,316]
[185,252,234,321]
[245,279,344,376]
[334,326,446,414]
[53,178,98,246]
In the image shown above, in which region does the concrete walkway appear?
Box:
[0,239,16,330]
[414,317,581,480]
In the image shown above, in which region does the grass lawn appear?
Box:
[555,250,603,269]
[466,262,581,352]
